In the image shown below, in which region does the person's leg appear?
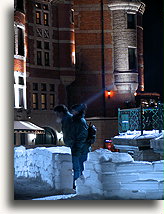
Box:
[72,156,81,187]
[79,154,88,175]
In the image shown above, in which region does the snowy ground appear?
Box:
[32,194,77,200]
[14,177,75,200]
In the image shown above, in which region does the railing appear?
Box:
[118,103,164,134]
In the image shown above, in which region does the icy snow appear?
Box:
[114,130,164,139]
[32,194,77,200]
[75,148,164,199]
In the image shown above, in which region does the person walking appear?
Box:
[54,104,74,149]
[54,104,88,189]
[71,104,89,177]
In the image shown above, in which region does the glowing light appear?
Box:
[56,131,63,141]
[72,51,75,65]
[107,91,111,96]
[134,92,137,96]
[105,90,113,98]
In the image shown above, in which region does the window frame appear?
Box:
[14,71,26,109]
[128,47,137,71]
[14,25,25,57]
[41,93,47,110]
[32,93,38,110]
[36,11,42,25]
[37,51,42,65]
[127,13,136,29]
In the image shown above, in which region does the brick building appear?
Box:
[68,0,145,117]
[14,0,146,144]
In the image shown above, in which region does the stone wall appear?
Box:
[14,146,73,192]
[76,149,164,199]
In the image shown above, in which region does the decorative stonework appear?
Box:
[108,0,141,12]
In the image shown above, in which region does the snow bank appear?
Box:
[76,149,164,200]
[114,130,163,140]
[14,146,73,192]
[150,134,164,156]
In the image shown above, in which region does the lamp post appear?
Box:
[101,0,106,117]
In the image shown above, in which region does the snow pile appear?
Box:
[150,133,164,155]
[14,146,73,191]
[76,149,164,199]
[114,130,163,140]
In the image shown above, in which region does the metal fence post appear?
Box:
[140,105,143,135]
[158,101,162,133]
[118,108,121,133]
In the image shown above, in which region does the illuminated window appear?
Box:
[41,94,47,110]
[44,42,49,50]
[14,72,26,109]
[128,48,137,70]
[127,14,136,29]
[45,52,50,66]
[41,83,46,91]
[33,83,38,91]
[36,11,41,24]
[18,27,24,56]
[50,94,55,110]
[32,93,38,110]
[37,51,42,65]
[71,9,74,23]
[43,13,49,26]
[37,40,42,49]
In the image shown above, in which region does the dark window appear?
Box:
[18,27,24,56]
[49,84,55,91]
[128,48,137,70]
[41,94,47,110]
[36,11,41,24]
[50,94,55,110]
[71,9,74,23]
[137,14,143,27]
[35,3,41,9]
[41,83,46,91]
[44,42,49,50]
[14,33,16,55]
[32,93,38,109]
[19,77,24,85]
[127,14,136,29]
[16,0,24,12]
[43,13,49,26]
[19,88,24,107]
[37,51,42,65]
[45,52,50,66]
[37,40,42,49]
[43,4,48,10]
[33,83,38,91]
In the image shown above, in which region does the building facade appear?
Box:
[14,0,146,143]
[14,0,76,133]
[68,0,145,117]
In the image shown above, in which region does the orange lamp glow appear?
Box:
[105,90,112,98]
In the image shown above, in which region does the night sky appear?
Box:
[142,0,163,101]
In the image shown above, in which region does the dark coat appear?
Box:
[72,115,89,156]
[61,112,74,148]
